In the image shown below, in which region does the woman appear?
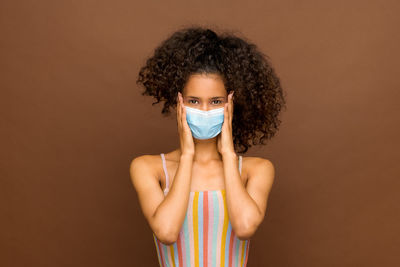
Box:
[130,26,286,267]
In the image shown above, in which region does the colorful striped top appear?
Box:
[152,153,250,267]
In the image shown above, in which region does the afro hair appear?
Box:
[136,25,287,154]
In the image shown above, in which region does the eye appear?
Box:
[212,100,222,104]
[188,99,198,104]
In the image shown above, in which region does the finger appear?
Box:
[177,93,181,129]
[227,92,231,121]
[179,93,187,130]
[229,91,234,124]
[180,96,190,131]
[181,101,188,129]
[179,93,183,124]
[224,93,229,123]
[231,91,234,114]
[224,102,229,127]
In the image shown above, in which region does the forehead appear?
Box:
[183,73,226,97]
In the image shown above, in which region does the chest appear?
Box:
[159,160,248,192]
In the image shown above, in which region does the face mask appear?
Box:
[184,106,225,140]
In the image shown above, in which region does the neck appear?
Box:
[178,137,225,163]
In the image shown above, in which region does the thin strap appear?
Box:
[160,153,169,190]
[239,155,242,175]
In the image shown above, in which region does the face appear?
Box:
[182,73,228,111]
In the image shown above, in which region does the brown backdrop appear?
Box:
[1,0,399,266]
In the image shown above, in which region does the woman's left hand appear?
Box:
[217,91,235,156]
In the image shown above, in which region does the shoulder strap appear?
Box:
[239,155,242,175]
[160,153,169,190]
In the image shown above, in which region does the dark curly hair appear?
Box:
[136,25,287,154]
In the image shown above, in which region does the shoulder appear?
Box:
[242,155,274,169]
[242,156,275,180]
[130,154,157,168]
[129,154,161,181]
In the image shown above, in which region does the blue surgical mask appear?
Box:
[184,106,225,140]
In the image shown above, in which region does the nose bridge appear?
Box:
[201,101,209,111]
[202,101,220,111]
[184,96,225,111]
[203,100,226,111]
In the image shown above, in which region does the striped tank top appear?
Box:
[152,153,250,267]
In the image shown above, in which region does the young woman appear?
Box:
[130,26,286,267]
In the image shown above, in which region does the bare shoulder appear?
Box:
[129,154,161,190]
[242,156,275,179]
[129,154,158,173]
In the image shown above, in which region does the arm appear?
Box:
[222,153,275,240]
[129,153,194,245]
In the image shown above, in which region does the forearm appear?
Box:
[222,152,261,238]
[153,153,194,241]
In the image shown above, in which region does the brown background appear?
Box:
[1,0,399,266]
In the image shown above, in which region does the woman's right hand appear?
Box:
[177,92,195,156]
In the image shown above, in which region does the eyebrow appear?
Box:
[186,96,225,99]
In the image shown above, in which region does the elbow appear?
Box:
[235,217,260,241]
[158,234,177,246]
[236,228,254,241]
[154,227,179,246]
[151,211,179,245]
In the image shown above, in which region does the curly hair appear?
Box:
[136,25,287,154]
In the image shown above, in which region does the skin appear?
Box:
[130,73,275,245]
